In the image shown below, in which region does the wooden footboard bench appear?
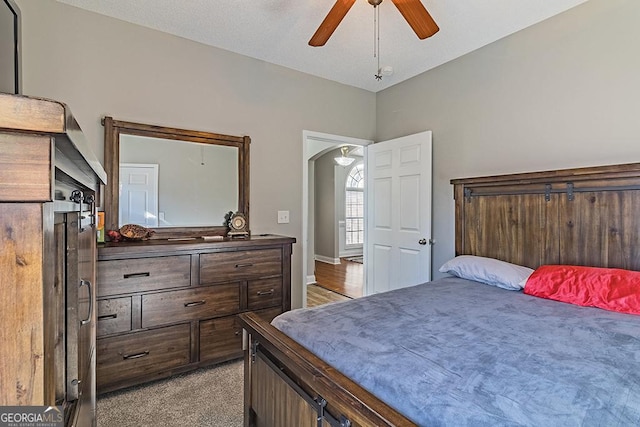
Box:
[238,312,414,427]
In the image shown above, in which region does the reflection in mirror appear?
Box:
[119,134,238,228]
[103,117,250,238]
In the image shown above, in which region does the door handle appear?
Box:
[80,280,93,326]
[418,239,427,245]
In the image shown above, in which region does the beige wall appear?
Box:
[314,150,338,261]
[376,0,640,276]
[16,0,376,308]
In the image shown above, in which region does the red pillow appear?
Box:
[524,265,640,315]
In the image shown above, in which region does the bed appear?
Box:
[239,162,640,427]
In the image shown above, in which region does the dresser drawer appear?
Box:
[98,255,191,297]
[199,249,282,284]
[142,283,240,328]
[199,316,243,363]
[247,277,282,310]
[96,324,190,389]
[97,297,132,337]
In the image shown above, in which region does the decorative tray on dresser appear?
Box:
[95,234,295,393]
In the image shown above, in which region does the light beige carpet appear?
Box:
[97,360,243,427]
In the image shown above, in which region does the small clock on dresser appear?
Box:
[227,211,249,238]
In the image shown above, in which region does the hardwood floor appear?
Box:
[307,284,350,307]
[313,258,363,299]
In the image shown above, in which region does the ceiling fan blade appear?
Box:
[391,0,439,39]
[309,0,357,47]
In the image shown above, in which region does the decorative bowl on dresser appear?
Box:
[96,235,295,393]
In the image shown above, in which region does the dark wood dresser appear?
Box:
[0,94,106,426]
[96,235,294,393]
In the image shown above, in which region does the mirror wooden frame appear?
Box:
[103,116,250,238]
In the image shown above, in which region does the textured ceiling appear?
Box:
[57,0,588,93]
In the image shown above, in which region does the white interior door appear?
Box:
[365,131,432,295]
[119,163,159,227]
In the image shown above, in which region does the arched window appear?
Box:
[345,163,364,246]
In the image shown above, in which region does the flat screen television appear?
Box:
[0,0,20,94]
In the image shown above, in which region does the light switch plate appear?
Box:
[277,210,290,224]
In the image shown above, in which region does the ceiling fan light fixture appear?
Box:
[335,156,356,166]
[335,146,356,166]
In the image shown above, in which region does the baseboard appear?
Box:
[339,249,363,258]
[306,274,316,285]
[315,255,340,265]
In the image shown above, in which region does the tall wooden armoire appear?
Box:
[0,93,106,426]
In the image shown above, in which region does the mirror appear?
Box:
[103,117,250,238]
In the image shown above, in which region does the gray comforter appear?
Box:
[272,277,640,426]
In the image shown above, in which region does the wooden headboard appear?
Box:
[451,162,640,271]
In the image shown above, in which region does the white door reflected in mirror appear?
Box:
[119,163,159,227]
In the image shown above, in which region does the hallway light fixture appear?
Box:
[334,146,355,166]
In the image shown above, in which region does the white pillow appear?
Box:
[439,255,534,291]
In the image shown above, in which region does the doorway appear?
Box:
[302,131,372,307]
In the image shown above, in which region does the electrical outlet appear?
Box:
[277,210,290,224]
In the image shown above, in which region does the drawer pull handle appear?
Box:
[184,300,206,307]
[124,272,150,279]
[235,263,253,268]
[257,289,275,296]
[98,314,118,321]
[123,351,149,360]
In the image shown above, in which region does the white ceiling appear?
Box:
[57,0,588,93]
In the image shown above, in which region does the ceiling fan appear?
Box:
[309,0,439,47]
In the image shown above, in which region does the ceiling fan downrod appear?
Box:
[373,0,382,81]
